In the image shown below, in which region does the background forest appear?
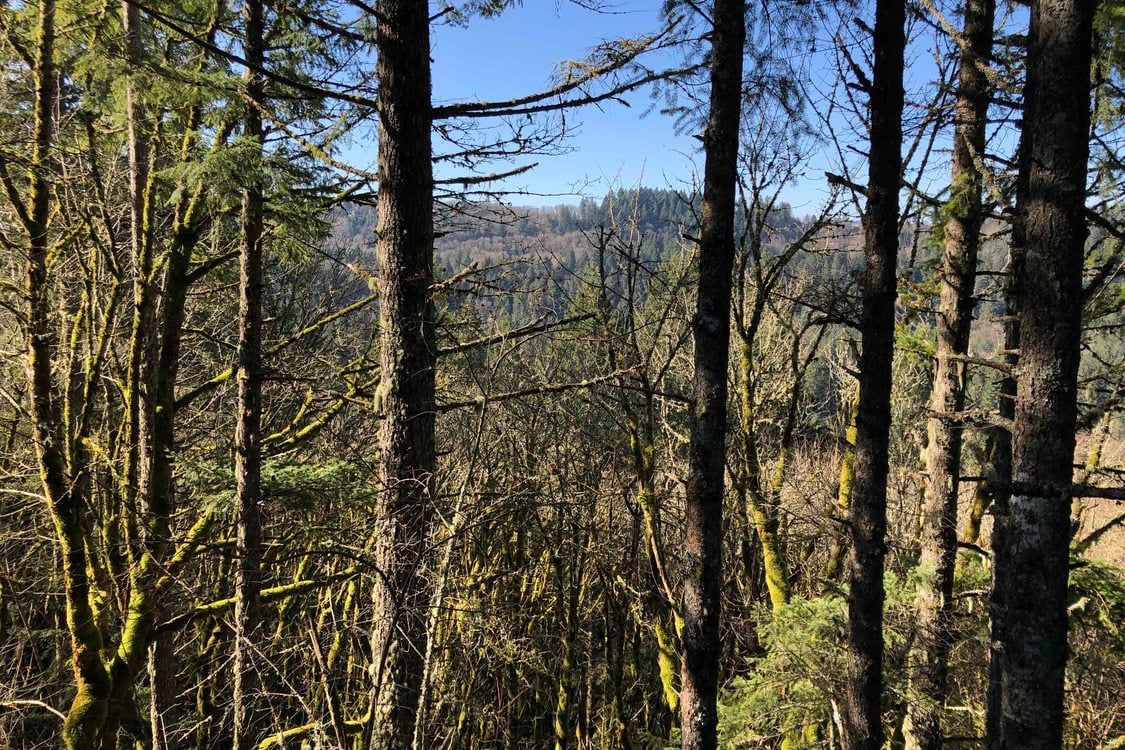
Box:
[1,0,1123,749]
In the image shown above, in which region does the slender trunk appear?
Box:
[827,393,859,581]
[985,288,1017,750]
[679,1,744,748]
[739,332,792,612]
[904,0,994,746]
[626,401,679,718]
[552,546,582,750]
[1072,408,1113,542]
[606,596,633,750]
[991,0,1093,746]
[20,3,112,747]
[843,1,905,748]
[121,0,156,548]
[232,0,266,743]
[148,226,196,748]
[369,1,436,748]
[961,429,997,547]
[146,103,211,749]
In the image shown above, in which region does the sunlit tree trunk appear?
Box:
[905,0,994,746]
[369,1,437,748]
[17,2,111,747]
[991,0,1094,746]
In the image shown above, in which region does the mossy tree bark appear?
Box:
[233,0,266,743]
[826,393,859,581]
[735,279,792,613]
[17,2,112,746]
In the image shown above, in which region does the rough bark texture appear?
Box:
[991,0,1094,747]
[370,1,437,748]
[233,0,266,743]
[679,1,744,748]
[843,1,905,748]
[904,0,994,746]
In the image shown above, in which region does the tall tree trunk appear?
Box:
[679,1,744,748]
[905,0,994,746]
[148,194,202,750]
[121,0,156,541]
[99,4,166,746]
[369,1,436,748]
[233,0,266,743]
[843,1,905,748]
[19,2,112,747]
[991,0,1094,746]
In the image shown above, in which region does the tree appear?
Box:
[233,0,267,743]
[905,0,995,746]
[367,2,438,748]
[679,0,745,748]
[13,4,114,747]
[843,0,905,748]
[991,0,1095,746]
[366,8,678,747]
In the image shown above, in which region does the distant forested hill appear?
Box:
[330,186,805,273]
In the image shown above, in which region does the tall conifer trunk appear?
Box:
[679,1,744,748]
[991,0,1093,746]
[843,1,905,748]
[370,1,436,748]
[905,0,994,746]
[233,0,266,743]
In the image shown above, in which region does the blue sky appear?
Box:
[340,1,988,214]
[429,2,702,205]
[421,1,885,213]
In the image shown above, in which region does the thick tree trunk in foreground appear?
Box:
[370,1,437,748]
[905,0,994,746]
[679,1,745,748]
[843,1,905,748]
[991,0,1093,746]
[233,0,266,743]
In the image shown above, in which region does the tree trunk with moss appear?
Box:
[827,393,859,581]
[233,0,266,743]
[844,1,905,747]
[737,321,792,613]
[904,0,994,746]
[18,3,112,747]
[626,394,680,719]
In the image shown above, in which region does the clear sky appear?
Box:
[429,2,701,205]
[352,1,977,214]
[422,1,878,214]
